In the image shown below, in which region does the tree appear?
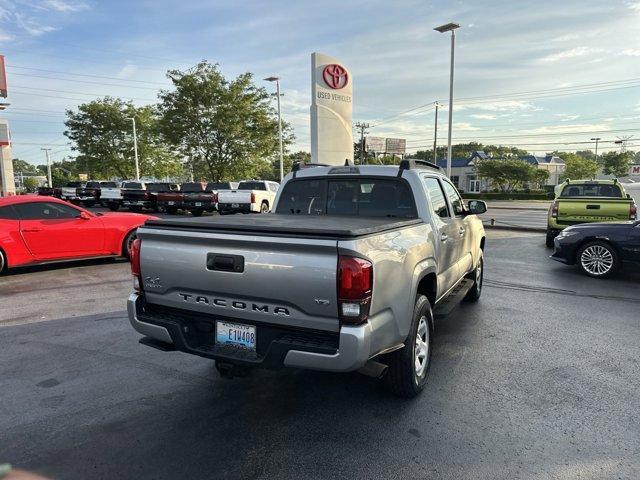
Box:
[158,61,292,181]
[575,150,596,162]
[601,151,631,177]
[22,177,39,192]
[476,158,538,192]
[532,169,550,188]
[415,143,528,161]
[558,153,599,180]
[64,97,183,180]
[12,158,40,175]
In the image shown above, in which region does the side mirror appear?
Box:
[78,211,91,220]
[467,200,487,215]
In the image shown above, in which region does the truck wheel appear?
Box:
[577,241,618,278]
[191,209,203,217]
[166,207,178,215]
[384,294,433,398]
[545,229,556,248]
[129,206,142,213]
[122,230,137,259]
[260,201,269,213]
[464,253,483,302]
[108,203,119,211]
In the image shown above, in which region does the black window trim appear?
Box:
[421,174,451,219]
[276,175,419,217]
[440,177,466,217]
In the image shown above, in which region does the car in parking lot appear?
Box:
[0,196,156,274]
[127,160,487,398]
[217,180,279,214]
[547,179,637,247]
[550,220,640,278]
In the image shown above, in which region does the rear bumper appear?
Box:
[184,201,216,211]
[218,203,256,213]
[127,293,376,372]
[123,200,154,208]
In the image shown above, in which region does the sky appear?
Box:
[1,0,640,167]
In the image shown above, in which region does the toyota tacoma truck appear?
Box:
[217,180,279,214]
[546,179,637,247]
[127,161,487,397]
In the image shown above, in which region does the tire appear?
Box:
[546,229,556,248]
[191,209,203,217]
[129,206,142,213]
[166,207,178,215]
[260,201,269,213]
[0,249,7,276]
[107,203,120,212]
[577,240,618,278]
[464,253,483,302]
[122,229,137,259]
[384,295,433,398]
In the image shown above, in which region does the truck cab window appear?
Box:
[423,177,449,218]
[441,180,465,216]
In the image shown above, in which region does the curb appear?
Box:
[486,206,549,211]
[483,224,546,233]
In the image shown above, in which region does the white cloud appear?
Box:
[541,46,604,62]
[522,123,612,135]
[469,114,497,120]
[628,1,640,12]
[14,12,55,36]
[116,63,138,79]
[554,113,580,121]
[43,0,88,12]
[621,49,640,56]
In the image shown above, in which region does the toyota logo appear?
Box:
[322,64,349,90]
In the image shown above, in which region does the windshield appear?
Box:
[275,177,417,218]
[561,184,623,198]
[238,181,267,191]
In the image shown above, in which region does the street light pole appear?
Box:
[435,22,460,179]
[433,101,439,163]
[41,148,52,188]
[591,137,601,161]
[128,117,140,181]
[264,76,284,182]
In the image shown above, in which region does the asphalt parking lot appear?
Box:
[1,230,639,479]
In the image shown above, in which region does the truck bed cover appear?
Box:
[144,214,423,238]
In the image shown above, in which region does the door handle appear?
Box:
[440,233,448,242]
[459,227,465,235]
[22,227,41,232]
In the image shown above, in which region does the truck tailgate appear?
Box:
[138,226,340,332]
[556,198,632,224]
[218,190,252,204]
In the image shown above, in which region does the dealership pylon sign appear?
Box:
[310,52,353,165]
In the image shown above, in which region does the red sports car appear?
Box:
[0,196,157,274]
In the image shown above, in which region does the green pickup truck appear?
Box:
[546,179,637,247]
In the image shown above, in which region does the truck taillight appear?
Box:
[338,255,373,325]
[213,193,218,203]
[551,201,559,218]
[144,191,150,199]
[250,192,256,204]
[130,238,143,292]
[631,203,637,220]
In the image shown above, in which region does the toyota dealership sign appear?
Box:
[310,52,353,165]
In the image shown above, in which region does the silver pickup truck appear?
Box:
[127,160,487,397]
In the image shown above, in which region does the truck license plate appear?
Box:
[195,202,202,207]
[168,201,174,205]
[232,203,239,208]
[216,321,256,350]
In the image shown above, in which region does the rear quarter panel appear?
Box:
[99,214,150,254]
[0,218,34,267]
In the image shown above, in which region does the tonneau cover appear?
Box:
[144,214,423,238]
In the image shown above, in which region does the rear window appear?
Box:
[65,182,84,188]
[276,178,417,218]
[181,183,205,192]
[122,182,143,189]
[238,181,267,191]
[99,182,118,188]
[148,183,178,192]
[85,181,101,188]
[560,184,623,198]
[206,182,232,191]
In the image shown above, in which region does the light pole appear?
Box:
[433,101,439,163]
[264,76,284,182]
[590,137,601,161]
[127,117,140,180]
[41,148,52,187]
[434,22,460,179]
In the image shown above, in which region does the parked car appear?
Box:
[61,181,85,203]
[217,180,279,214]
[0,196,156,274]
[183,181,238,217]
[122,182,179,212]
[36,186,62,198]
[99,181,124,211]
[126,160,487,398]
[550,220,640,278]
[546,179,637,247]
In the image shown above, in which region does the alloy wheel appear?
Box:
[580,245,614,276]
[414,316,429,377]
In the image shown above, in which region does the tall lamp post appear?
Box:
[264,76,284,182]
[590,137,601,161]
[434,22,460,180]
[127,117,140,181]
[41,147,52,188]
